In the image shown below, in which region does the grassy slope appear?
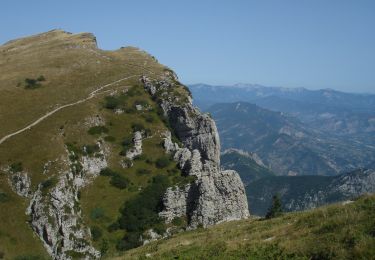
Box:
[120,195,375,259]
[0,30,184,258]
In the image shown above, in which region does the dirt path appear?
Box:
[0,74,139,145]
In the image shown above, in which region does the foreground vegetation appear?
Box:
[120,194,375,259]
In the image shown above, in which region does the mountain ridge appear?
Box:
[0,30,248,259]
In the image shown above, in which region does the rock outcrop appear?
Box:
[125,131,143,160]
[142,75,249,228]
[27,143,107,259]
[8,171,31,198]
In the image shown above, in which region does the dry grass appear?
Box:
[0,30,170,258]
[118,195,375,259]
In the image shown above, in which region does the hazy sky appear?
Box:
[1,0,375,93]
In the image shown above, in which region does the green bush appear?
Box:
[24,78,42,89]
[99,168,130,189]
[115,175,170,250]
[128,108,138,114]
[155,156,171,168]
[104,96,121,110]
[110,174,130,189]
[0,191,10,203]
[100,168,116,176]
[41,177,58,194]
[121,136,133,149]
[88,126,109,135]
[91,226,103,241]
[10,162,23,173]
[116,232,142,251]
[131,123,145,132]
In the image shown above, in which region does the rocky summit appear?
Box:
[0,31,248,259]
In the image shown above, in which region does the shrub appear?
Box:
[91,226,103,241]
[24,78,42,89]
[100,168,116,176]
[104,96,121,110]
[121,136,133,149]
[41,177,58,194]
[116,232,142,251]
[0,191,10,203]
[266,194,283,219]
[131,123,145,132]
[155,156,171,169]
[115,175,170,249]
[88,126,108,135]
[125,107,136,114]
[133,154,146,161]
[10,162,23,173]
[110,174,130,189]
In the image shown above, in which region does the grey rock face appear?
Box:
[27,144,107,259]
[8,171,31,197]
[143,76,249,228]
[126,131,143,160]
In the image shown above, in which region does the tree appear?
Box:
[266,194,283,219]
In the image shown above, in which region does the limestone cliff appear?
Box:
[142,75,250,228]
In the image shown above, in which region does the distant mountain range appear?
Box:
[247,168,375,216]
[210,102,375,176]
[222,150,375,216]
[190,84,375,144]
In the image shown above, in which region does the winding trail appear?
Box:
[0,74,139,145]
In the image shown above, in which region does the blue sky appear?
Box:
[1,0,375,93]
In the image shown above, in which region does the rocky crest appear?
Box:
[142,75,249,228]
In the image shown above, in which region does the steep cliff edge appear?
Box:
[142,75,249,228]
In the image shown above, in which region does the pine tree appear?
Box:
[266,194,283,219]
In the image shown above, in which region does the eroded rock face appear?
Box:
[126,131,143,160]
[8,171,31,197]
[27,144,107,259]
[143,76,249,228]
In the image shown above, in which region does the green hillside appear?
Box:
[120,194,375,259]
[0,30,191,259]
